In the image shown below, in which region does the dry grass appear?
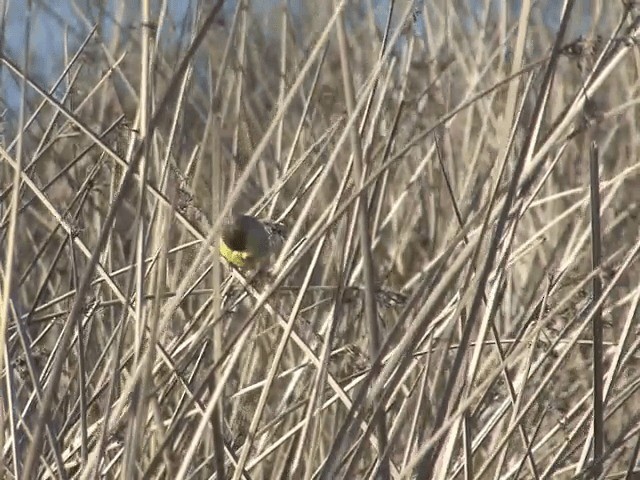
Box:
[2,0,640,478]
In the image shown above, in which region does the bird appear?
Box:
[219,214,287,269]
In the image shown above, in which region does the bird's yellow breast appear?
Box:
[219,239,253,268]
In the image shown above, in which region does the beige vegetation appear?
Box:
[1,0,640,478]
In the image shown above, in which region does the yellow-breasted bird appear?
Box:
[219,214,287,269]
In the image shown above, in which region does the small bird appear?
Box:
[219,214,286,269]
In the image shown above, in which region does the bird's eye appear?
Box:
[224,227,247,251]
